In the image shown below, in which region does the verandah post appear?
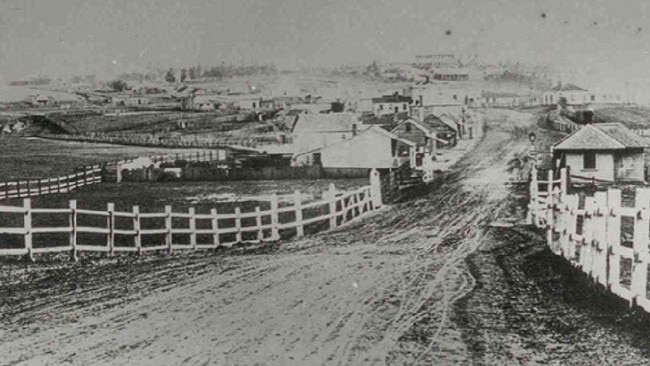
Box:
[606,189,622,292]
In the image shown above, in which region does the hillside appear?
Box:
[593,105,650,129]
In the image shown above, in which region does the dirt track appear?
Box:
[4,109,644,365]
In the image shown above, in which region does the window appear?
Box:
[591,95,596,101]
[405,123,412,132]
[379,104,384,110]
[403,104,407,111]
[583,152,596,169]
[453,94,457,101]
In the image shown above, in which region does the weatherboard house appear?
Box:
[553,123,649,183]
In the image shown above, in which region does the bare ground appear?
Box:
[2,109,649,365]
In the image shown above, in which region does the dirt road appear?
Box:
[0,109,564,365]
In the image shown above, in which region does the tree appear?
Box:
[180,68,187,83]
[107,79,128,91]
[558,96,568,109]
[165,68,176,83]
[188,67,195,80]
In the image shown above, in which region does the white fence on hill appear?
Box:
[0,150,222,201]
[0,170,383,261]
[529,167,650,313]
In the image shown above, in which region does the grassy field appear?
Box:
[594,105,650,129]
[0,137,207,179]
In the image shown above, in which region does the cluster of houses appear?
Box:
[272,85,476,177]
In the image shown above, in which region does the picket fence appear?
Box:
[0,170,383,261]
[529,167,650,313]
[0,150,223,201]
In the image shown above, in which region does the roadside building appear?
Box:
[293,126,416,174]
[543,83,589,106]
[480,91,522,107]
[553,123,650,183]
[291,112,366,156]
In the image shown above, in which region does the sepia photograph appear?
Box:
[2,0,650,364]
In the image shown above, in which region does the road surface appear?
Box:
[4,109,634,366]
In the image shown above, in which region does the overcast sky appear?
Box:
[1,0,649,88]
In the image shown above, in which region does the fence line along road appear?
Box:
[528,167,650,314]
[0,170,384,261]
[0,150,224,202]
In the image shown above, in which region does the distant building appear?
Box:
[543,83,589,106]
[480,91,523,107]
[291,112,367,156]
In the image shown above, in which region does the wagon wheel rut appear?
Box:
[0,109,536,366]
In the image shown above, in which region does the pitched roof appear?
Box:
[297,126,416,156]
[390,118,450,143]
[422,114,457,132]
[554,123,649,151]
[551,83,588,92]
[371,95,412,104]
[438,114,459,131]
[291,112,361,134]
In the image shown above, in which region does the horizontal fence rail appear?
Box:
[528,167,650,314]
[0,150,222,201]
[0,169,384,261]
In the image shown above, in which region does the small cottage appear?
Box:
[291,112,367,155]
[293,126,415,175]
[553,123,650,183]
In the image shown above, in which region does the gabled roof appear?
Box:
[438,114,459,131]
[554,123,649,151]
[297,126,416,157]
[371,95,412,104]
[551,83,588,92]
[291,112,361,134]
[422,114,457,132]
[390,117,449,143]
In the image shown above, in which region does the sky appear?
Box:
[1,0,650,90]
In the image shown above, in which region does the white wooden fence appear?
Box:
[0,170,383,261]
[529,167,650,312]
[0,150,223,201]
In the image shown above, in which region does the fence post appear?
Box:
[23,198,33,262]
[328,184,337,229]
[294,190,304,238]
[270,194,280,241]
[69,200,78,262]
[211,208,219,248]
[527,167,539,225]
[255,206,263,242]
[133,206,141,255]
[593,191,608,286]
[607,189,622,293]
[107,203,115,256]
[632,188,650,304]
[165,205,173,254]
[234,207,242,243]
[369,168,382,209]
[560,167,568,194]
[189,207,197,250]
